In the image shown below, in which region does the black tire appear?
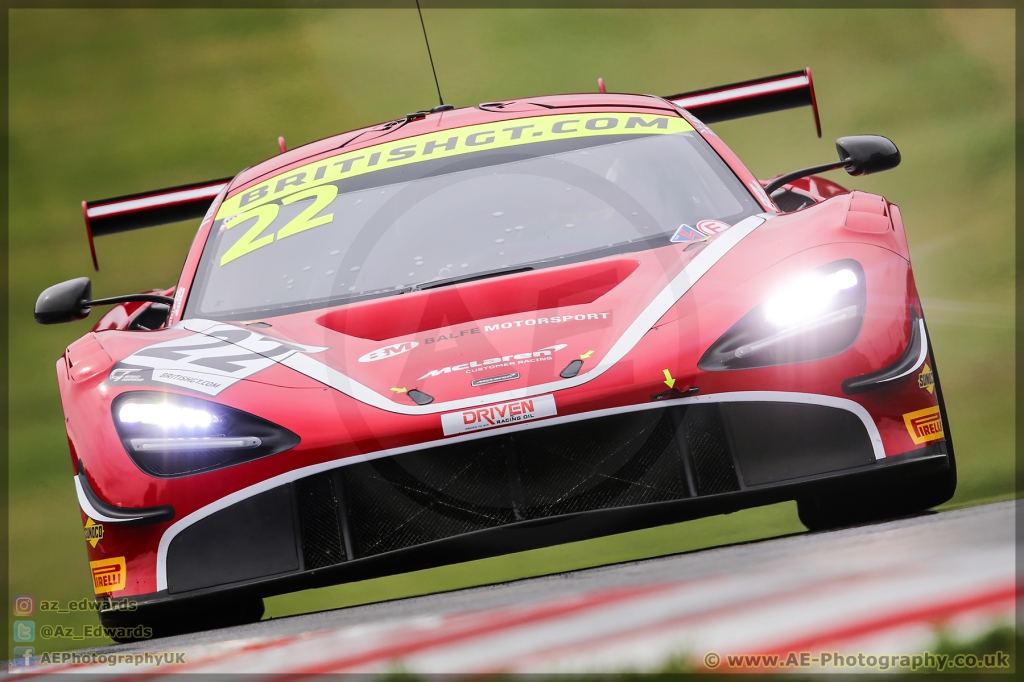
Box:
[797,335,957,532]
[98,594,264,642]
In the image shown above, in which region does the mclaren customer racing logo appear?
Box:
[418,344,567,380]
[84,518,104,548]
[442,394,557,436]
[903,406,944,445]
[90,557,126,594]
[359,341,418,363]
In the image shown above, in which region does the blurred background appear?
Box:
[8,8,1014,654]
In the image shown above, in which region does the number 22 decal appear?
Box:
[220,184,339,266]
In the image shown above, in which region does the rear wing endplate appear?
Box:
[82,177,230,270]
[666,67,821,137]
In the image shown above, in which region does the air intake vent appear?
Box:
[684,404,741,495]
[297,473,346,569]
[342,407,690,557]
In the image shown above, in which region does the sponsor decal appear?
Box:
[105,324,327,396]
[483,312,609,331]
[217,114,693,220]
[670,224,707,244]
[442,394,557,435]
[688,116,717,138]
[358,341,418,363]
[419,344,567,380]
[918,363,935,394]
[696,219,731,236]
[84,518,104,548]
[749,180,774,208]
[170,287,185,319]
[903,406,944,445]
[471,372,521,387]
[423,328,479,344]
[109,368,145,383]
[90,557,126,594]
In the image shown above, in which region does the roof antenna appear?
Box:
[415,0,449,111]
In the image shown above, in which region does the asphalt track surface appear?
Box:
[14,501,1017,675]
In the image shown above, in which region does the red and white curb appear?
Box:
[15,503,1015,676]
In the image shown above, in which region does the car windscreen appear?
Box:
[185,112,759,321]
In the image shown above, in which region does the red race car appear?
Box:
[35,69,954,639]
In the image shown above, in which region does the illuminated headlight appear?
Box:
[118,402,218,429]
[763,268,859,327]
[699,260,866,371]
[112,392,299,477]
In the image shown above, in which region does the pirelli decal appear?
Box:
[903,406,944,445]
[90,556,127,594]
[217,113,692,218]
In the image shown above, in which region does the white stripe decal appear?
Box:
[878,319,929,383]
[671,75,808,109]
[155,390,883,591]
[180,213,769,417]
[75,475,145,523]
[88,184,228,218]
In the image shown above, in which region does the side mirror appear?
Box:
[35,277,93,325]
[764,134,901,195]
[34,279,175,325]
[836,135,901,176]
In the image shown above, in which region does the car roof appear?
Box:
[227,93,682,198]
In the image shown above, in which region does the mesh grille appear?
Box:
[772,189,817,213]
[343,408,688,557]
[296,473,346,569]
[684,405,740,495]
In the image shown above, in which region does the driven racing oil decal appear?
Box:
[84,518,104,548]
[105,322,328,396]
[90,557,126,594]
[918,363,935,394]
[442,394,557,436]
[903,406,944,444]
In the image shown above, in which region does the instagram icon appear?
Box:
[13,595,34,616]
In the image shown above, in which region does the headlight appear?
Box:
[112,391,300,477]
[699,260,865,371]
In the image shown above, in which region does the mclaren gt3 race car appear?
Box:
[36,69,955,638]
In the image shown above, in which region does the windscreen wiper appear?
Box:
[403,265,534,293]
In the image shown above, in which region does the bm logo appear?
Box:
[358,341,418,363]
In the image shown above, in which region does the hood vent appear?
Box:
[317,258,639,341]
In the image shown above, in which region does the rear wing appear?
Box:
[666,67,821,137]
[82,177,230,270]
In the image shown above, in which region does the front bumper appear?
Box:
[110,396,949,612]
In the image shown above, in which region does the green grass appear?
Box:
[263,501,803,619]
[8,8,1014,656]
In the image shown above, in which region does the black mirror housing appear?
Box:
[837,135,901,176]
[35,277,92,325]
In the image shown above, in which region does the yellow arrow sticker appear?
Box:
[580,350,594,359]
[662,369,675,389]
[390,387,408,393]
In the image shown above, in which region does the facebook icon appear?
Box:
[13,646,35,667]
